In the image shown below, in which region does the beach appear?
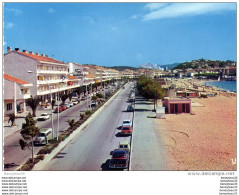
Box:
[157,95,236,171]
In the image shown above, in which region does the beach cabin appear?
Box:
[176,91,198,98]
[163,97,191,114]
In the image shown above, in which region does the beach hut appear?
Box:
[163,97,191,114]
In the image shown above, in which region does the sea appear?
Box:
[201,81,237,93]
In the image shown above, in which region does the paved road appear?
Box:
[3,87,115,171]
[130,94,168,170]
[38,83,134,171]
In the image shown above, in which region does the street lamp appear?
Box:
[56,75,67,141]
[27,71,54,139]
[90,82,92,110]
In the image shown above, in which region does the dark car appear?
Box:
[109,149,129,169]
[127,105,134,112]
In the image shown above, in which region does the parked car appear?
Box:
[118,141,130,152]
[68,102,74,107]
[54,106,63,113]
[121,126,132,135]
[37,113,50,121]
[81,96,87,101]
[109,149,129,169]
[122,119,132,127]
[127,104,134,112]
[60,105,67,111]
[91,101,98,107]
[64,103,71,109]
[72,100,78,105]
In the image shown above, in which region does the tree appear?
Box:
[80,113,85,120]
[67,119,75,130]
[26,95,41,117]
[75,87,84,97]
[19,113,40,163]
[91,95,98,101]
[51,99,56,110]
[137,76,166,111]
[60,93,69,104]
[7,113,16,126]
[68,91,74,102]
[96,93,104,99]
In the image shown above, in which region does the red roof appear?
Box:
[13,51,64,64]
[4,74,31,85]
[67,75,80,80]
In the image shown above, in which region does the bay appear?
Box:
[201,81,236,92]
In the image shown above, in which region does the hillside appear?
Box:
[173,59,236,70]
[108,66,138,71]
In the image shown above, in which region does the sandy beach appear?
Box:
[157,95,236,171]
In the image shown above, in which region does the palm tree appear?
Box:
[26,96,41,117]
[7,113,16,126]
[67,119,75,130]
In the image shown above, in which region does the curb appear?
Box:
[129,91,136,171]
[33,88,122,170]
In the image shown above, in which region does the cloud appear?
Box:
[144,3,169,11]
[5,8,22,15]
[48,8,55,14]
[5,22,14,29]
[143,3,236,21]
[131,15,138,19]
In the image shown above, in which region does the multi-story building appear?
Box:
[84,65,103,83]
[4,47,69,102]
[121,69,135,78]
[4,74,32,116]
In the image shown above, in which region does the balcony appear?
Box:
[37,79,69,85]
[37,69,68,74]
[37,84,82,96]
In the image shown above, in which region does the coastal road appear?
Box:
[3,86,115,171]
[37,82,134,171]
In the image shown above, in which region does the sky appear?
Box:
[3,2,237,67]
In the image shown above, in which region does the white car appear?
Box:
[72,100,78,105]
[38,113,50,121]
[68,102,74,107]
[122,119,132,127]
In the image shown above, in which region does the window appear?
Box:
[7,103,12,111]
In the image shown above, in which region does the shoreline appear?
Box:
[200,80,236,93]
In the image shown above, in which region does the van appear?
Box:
[34,128,53,145]
[118,141,130,152]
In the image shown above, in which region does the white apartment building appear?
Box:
[121,69,135,78]
[4,47,70,102]
[68,62,91,85]
[4,74,32,116]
